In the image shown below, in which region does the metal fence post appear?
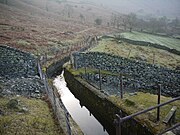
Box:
[115,110,123,135]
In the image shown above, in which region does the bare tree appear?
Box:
[127,13,137,32]
[136,19,147,32]
[79,14,85,22]
[171,17,180,27]
[158,16,168,33]
[122,15,128,31]
[95,18,102,25]
[64,4,73,18]
[116,14,122,29]
[110,13,117,28]
[148,17,159,33]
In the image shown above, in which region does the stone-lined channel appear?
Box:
[54,71,109,135]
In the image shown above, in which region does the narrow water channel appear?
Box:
[54,71,109,135]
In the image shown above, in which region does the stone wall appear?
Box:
[0,45,44,97]
[73,52,180,97]
[119,38,180,55]
[0,45,37,78]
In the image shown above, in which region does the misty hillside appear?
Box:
[0,0,179,54]
[0,0,116,53]
[85,0,180,18]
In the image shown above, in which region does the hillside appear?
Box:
[0,0,117,55]
[87,0,180,18]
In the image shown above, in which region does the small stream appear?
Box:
[54,71,109,135]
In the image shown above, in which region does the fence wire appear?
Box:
[38,60,71,135]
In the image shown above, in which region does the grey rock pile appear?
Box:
[0,45,44,97]
[73,52,180,97]
[1,76,44,97]
[0,45,37,78]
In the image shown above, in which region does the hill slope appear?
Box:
[0,0,116,54]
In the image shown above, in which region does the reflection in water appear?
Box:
[54,71,109,135]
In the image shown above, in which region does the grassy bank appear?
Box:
[88,38,180,69]
[0,96,64,135]
[121,31,180,51]
[109,92,180,133]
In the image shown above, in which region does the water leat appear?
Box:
[53,71,109,135]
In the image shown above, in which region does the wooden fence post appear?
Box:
[127,49,131,58]
[157,84,161,121]
[99,69,102,90]
[85,66,87,78]
[153,53,155,64]
[120,75,123,99]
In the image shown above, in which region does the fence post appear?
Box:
[99,69,102,90]
[157,84,161,121]
[120,75,123,99]
[127,49,131,58]
[153,53,155,64]
[85,66,87,78]
[52,88,57,114]
[74,55,77,69]
[115,110,123,135]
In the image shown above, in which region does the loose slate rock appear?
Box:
[7,99,19,109]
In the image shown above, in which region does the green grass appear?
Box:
[67,65,129,77]
[88,38,180,69]
[108,92,180,134]
[121,31,180,51]
[0,96,64,135]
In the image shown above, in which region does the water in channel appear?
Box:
[53,71,109,135]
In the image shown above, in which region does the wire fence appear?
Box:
[36,35,98,135]
[79,67,159,97]
[77,67,180,135]
[37,60,71,135]
[39,36,97,64]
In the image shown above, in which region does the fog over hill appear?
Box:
[84,0,180,18]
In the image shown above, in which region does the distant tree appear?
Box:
[116,15,121,29]
[95,18,102,25]
[148,17,159,33]
[171,17,180,27]
[137,19,147,32]
[169,17,180,35]
[158,16,168,33]
[110,13,117,27]
[122,15,128,30]
[110,13,122,29]
[79,14,85,22]
[64,4,73,18]
[127,13,137,32]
